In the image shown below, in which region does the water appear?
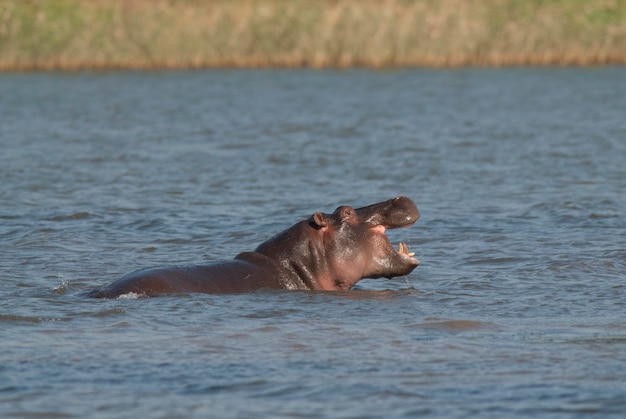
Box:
[1,67,625,418]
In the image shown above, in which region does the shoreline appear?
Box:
[4,60,625,73]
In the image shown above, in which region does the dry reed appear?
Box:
[1,0,625,70]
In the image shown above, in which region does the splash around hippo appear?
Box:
[88,196,420,298]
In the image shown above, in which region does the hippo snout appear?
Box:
[356,196,419,228]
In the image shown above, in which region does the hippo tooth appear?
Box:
[398,241,415,257]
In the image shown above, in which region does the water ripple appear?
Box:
[1,68,626,418]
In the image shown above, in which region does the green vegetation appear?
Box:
[1,0,625,70]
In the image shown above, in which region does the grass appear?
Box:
[1,0,625,70]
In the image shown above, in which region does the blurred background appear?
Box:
[1,0,625,71]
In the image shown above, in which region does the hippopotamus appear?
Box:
[88,196,420,298]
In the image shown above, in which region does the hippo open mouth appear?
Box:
[359,195,420,260]
[370,223,420,266]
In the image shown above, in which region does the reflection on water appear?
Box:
[408,319,498,332]
[1,67,625,417]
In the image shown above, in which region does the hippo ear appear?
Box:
[312,212,328,229]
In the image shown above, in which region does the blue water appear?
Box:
[1,67,625,418]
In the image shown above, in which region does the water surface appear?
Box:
[1,68,625,417]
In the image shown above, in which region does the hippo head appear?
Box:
[254,196,420,291]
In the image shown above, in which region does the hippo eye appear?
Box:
[341,207,354,221]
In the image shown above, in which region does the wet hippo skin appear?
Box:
[88,196,420,297]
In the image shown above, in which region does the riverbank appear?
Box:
[1,0,625,70]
